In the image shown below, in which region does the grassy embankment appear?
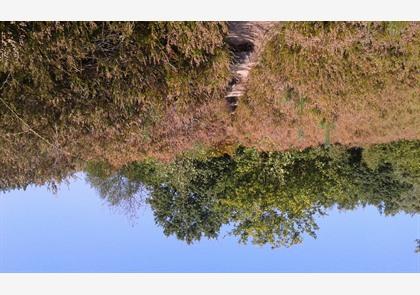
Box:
[230,22,419,152]
[1,22,419,191]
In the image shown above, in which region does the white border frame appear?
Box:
[1,274,420,294]
[0,0,419,20]
[0,0,419,292]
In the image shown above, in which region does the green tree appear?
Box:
[146,155,233,243]
[362,140,420,215]
[84,141,420,248]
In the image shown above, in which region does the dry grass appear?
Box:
[1,22,419,191]
[230,22,420,151]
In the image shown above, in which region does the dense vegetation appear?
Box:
[86,140,420,248]
[236,22,420,150]
[1,22,419,192]
[0,22,232,190]
[1,22,419,249]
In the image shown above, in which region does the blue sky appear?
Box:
[0,174,419,272]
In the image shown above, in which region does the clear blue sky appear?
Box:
[0,174,419,272]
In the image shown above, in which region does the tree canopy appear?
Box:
[86,141,420,248]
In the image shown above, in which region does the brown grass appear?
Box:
[1,22,419,190]
[229,22,420,151]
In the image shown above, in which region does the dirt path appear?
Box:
[225,21,279,113]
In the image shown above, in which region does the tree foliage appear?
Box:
[86,141,420,248]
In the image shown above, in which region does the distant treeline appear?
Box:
[86,141,420,248]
